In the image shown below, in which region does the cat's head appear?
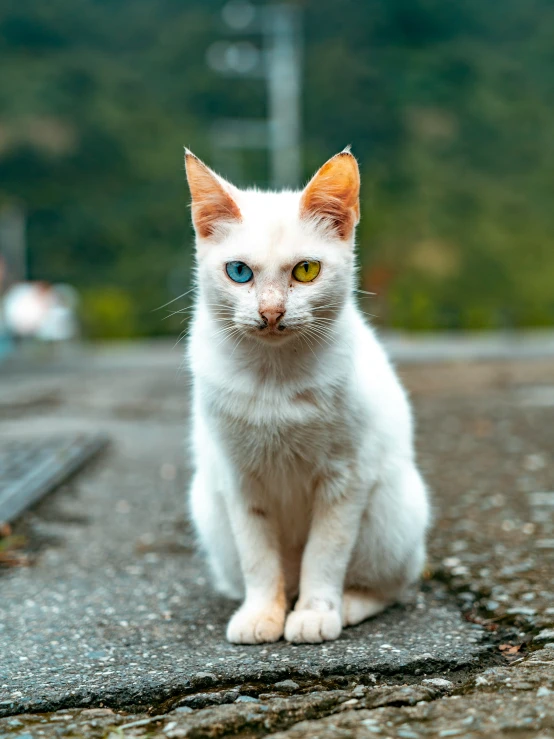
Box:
[185,148,360,345]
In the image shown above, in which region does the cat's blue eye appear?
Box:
[226,261,253,284]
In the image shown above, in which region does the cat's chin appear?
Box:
[251,329,295,345]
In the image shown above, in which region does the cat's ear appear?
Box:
[300,147,360,241]
[184,149,242,240]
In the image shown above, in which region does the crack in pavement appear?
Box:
[3,647,553,739]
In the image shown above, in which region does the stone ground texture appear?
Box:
[0,342,553,738]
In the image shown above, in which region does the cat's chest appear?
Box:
[210,383,329,429]
[205,379,349,463]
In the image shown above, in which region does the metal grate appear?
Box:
[0,434,108,523]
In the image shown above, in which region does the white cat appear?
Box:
[185,147,430,644]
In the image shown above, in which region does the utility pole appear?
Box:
[206,1,302,189]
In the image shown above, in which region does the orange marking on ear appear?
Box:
[185,150,242,239]
[300,150,360,241]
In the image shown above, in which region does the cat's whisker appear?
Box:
[311,333,333,349]
[229,331,247,359]
[311,303,343,312]
[299,331,319,364]
[161,302,235,324]
[207,313,236,322]
[209,325,240,342]
[307,326,334,349]
[167,302,235,315]
[312,324,339,337]
[154,286,197,312]
[357,309,379,320]
[193,317,233,332]
[213,326,244,351]
[163,307,195,321]
[308,334,326,352]
[355,289,376,297]
[305,327,329,347]
[173,328,192,349]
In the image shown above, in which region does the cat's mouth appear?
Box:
[253,322,292,342]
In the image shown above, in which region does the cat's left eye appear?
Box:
[292,260,320,283]
[226,261,253,283]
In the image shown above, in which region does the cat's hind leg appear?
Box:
[345,462,429,624]
[188,470,243,601]
[342,589,388,626]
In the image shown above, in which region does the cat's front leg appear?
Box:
[225,478,286,644]
[285,469,364,644]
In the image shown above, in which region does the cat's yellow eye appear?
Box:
[292,260,320,283]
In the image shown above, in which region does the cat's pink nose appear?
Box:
[260,308,285,327]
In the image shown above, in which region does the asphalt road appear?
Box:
[0,341,553,736]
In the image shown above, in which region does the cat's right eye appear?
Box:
[226,261,253,284]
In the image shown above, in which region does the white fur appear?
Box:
[186,166,430,644]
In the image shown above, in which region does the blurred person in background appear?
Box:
[3,281,78,342]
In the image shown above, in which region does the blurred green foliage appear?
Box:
[1,0,553,336]
[80,286,137,339]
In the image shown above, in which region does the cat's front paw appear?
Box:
[226,604,285,644]
[284,608,342,643]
